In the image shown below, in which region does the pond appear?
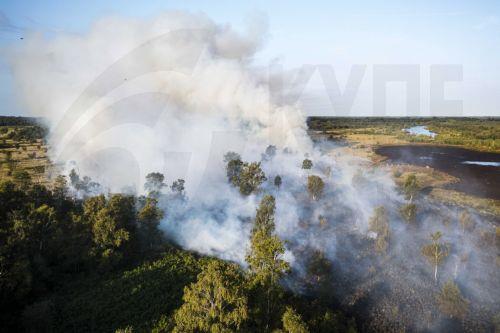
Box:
[375,145,500,200]
[402,125,436,138]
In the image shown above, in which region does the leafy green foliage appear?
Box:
[0,175,168,331]
[137,197,164,252]
[224,152,267,195]
[246,195,289,330]
[0,152,359,333]
[173,260,248,332]
[307,175,324,200]
[403,174,419,201]
[54,249,202,332]
[282,306,309,333]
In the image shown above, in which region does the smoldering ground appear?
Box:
[5,11,499,332]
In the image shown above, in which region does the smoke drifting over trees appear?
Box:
[4,11,499,332]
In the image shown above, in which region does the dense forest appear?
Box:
[0,167,356,332]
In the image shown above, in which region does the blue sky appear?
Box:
[1,0,499,116]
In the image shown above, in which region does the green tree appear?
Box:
[12,170,31,190]
[307,175,324,201]
[12,204,57,253]
[224,152,243,186]
[421,231,449,283]
[137,197,164,251]
[400,203,417,224]
[302,159,313,170]
[173,260,248,333]
[53,175,68,199]
[436,280,468,319]
[246,195,289,330]
[403,174,419,201]
[238,162,266,196]
[311,310,357,333]
[84,194,137,269]
[282,306,309,333]
[224,153,266,195]
[145,172,166,197]
[171,179,186,199]
[368,206,390,254]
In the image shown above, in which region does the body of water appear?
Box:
[402,126,436,138]
[375,145,500,200]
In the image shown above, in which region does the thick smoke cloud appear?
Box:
[5,11,498,331]
[6,11,308,192]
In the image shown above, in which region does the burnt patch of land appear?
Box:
[375,145,500,200]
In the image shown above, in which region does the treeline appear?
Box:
[0,116,43,127]
[307,117,499,152]
[0,158,355,332]
[3,126,48,142]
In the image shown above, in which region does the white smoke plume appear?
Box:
[4,11,499,331]
[6,11,309,192]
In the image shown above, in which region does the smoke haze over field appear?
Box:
[5,11,499,331]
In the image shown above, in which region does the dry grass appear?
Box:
[429,188,500,217]
[0,126,52,185]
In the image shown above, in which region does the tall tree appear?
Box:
[282,306,309,333]
[173,260,248,333]
[403,174,419,202]
[224,151,243,186]
[144,172,166,197]
[307,175,325,201]
[238,162,266,196]
[246,195,289,330]
[137,197,164,251]
[170,179,186,199]
[84,194,137,269]
[421,231,449,283]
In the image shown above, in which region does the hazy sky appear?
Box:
[1,0,499,116]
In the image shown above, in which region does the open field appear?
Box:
[309,117,500,218]
[308,117,500,153]
[0,117,52,186]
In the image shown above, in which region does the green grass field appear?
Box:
[308,117,500,153]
